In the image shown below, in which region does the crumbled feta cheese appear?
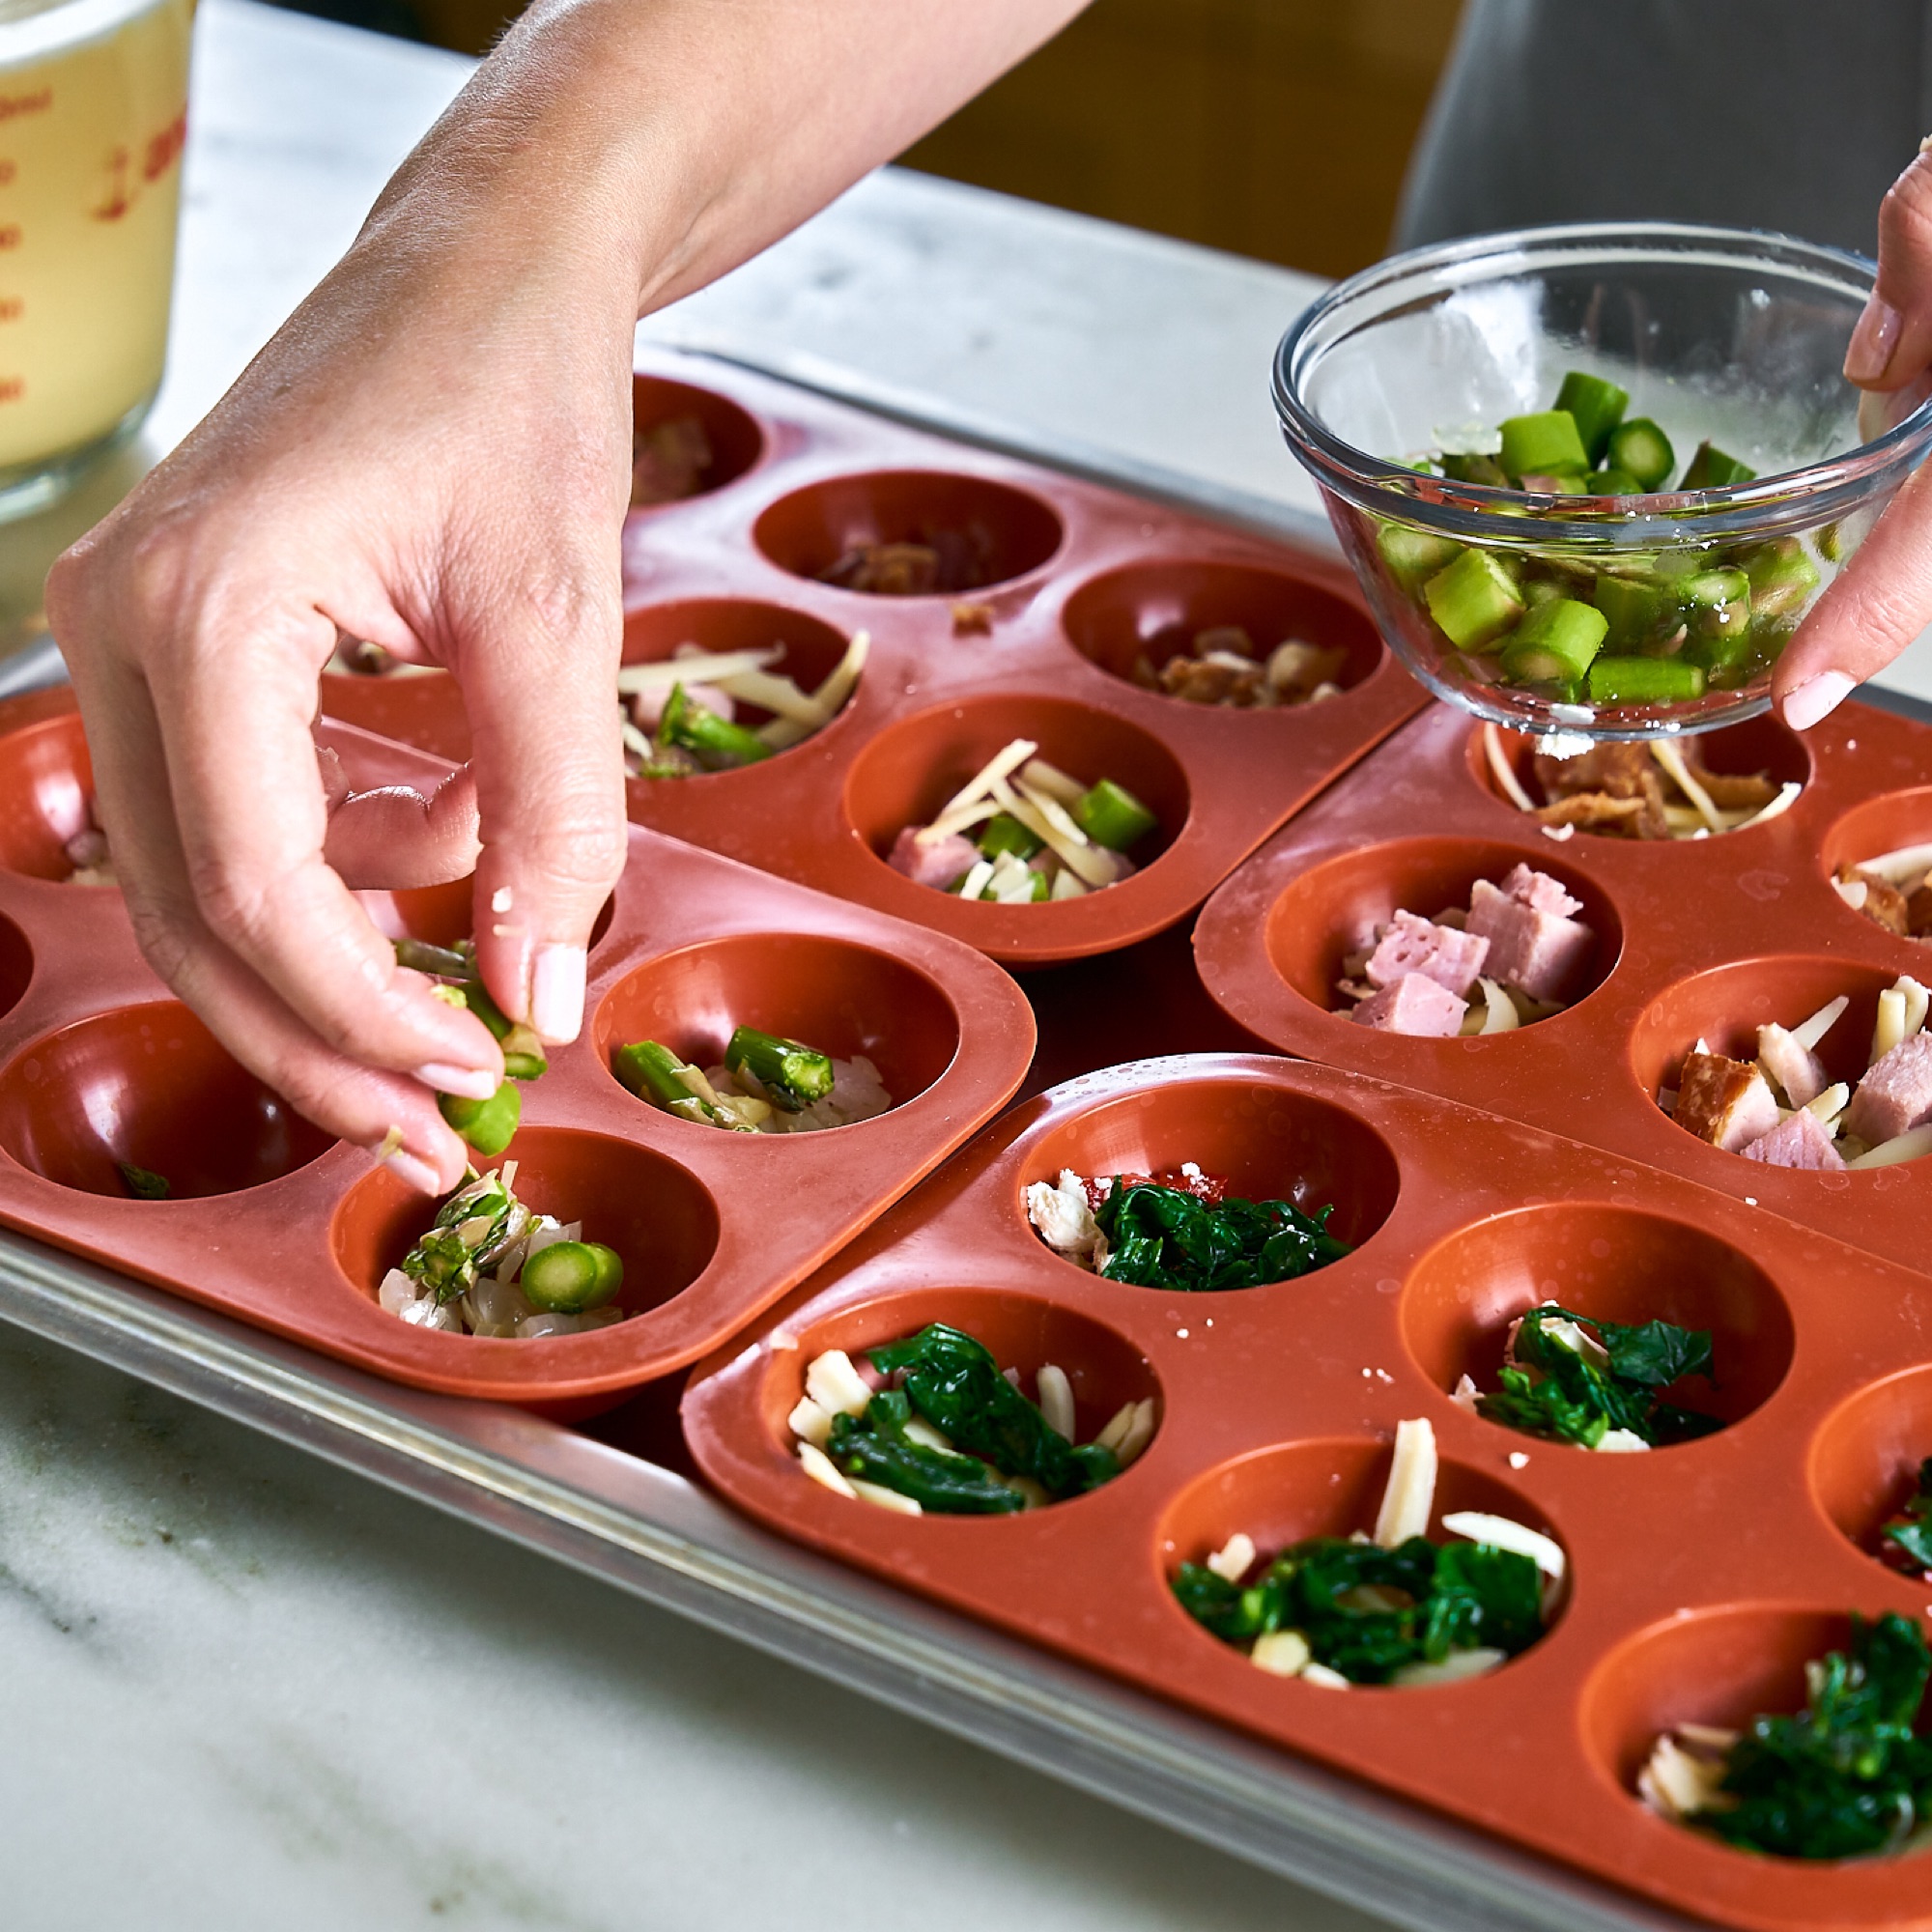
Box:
[1025,1170,1099,1253]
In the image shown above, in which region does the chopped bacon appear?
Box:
[1839,864,1910,936]
[1675,1051,1780,1152]
[631,414,713,506]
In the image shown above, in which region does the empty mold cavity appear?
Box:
[620,598,854,753]
[332,1124,719,1325]
[763,1284,1159,1480]
[1159,1438,1568,1652]
[594,931,959,1116]
[1402,1205,1792,1440]
[1811,1368,1932,1577]
[0,711,103,881]
[1580,1605,1927,1834]
[1264,836,1621,1020]
[0,1002,333,1197]
[629,374,763,502]
[1630,957,1906,1155]
[358,879,616,958]
[1469,715,1808,834]
[753,470,1063,594]
[1060,559,1380,700]
[844,693,1190,880]
[1020,1076,1399,1259]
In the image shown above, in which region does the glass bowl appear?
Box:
[1273,223,1932,741]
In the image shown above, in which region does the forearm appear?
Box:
[360,0,1091,318]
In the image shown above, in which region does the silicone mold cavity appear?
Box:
[593,931,959,1115]
[0,1001,334,1198]
[1060,558,1380,699]
[630,373,764,501]
[1811,1368,1932,1577]
[754,469,1064,593]
[1402,1204,1793,1438]
[0,710,99,881]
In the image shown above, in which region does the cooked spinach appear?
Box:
[1172,1533,1544,1685]
[1886,1453,1932,1577]
[117,1162,172,1201]
[1477,1304,1721,1449]
[1697,1612,1932,1861]
[1094,1181,1350,1293]
[826,1323,1119,1513]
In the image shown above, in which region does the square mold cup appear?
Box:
[320,347,1433,969]
[1191,691,1932,1279]
[0,691,1036,1416]
[683,1051,1932,1932]
[1272,221,1932,741]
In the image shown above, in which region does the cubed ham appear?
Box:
[1350,972,1467,1037]
[888,827,980,891]
[1844,1035,1932,1147]
[1364,910,1491,998]
[1741,1107,1846,1172]
[1756,1022,1829,1108]
[1465,879,1593,1002]
[1498,863,1582,920]
[1674,1051,1782,1152]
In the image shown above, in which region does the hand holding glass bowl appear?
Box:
[1273,223,1932,742]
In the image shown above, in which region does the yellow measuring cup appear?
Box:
[0,0,192,518]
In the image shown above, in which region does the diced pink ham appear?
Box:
[888,827,980,891]
[1364,910,1491,999]
[1350,972,1467,1037]
[1741,1107,1846,1172]
[1844,1035,1932,1148]
[1756,1023,1829,1109]
[1465,879,1593,1002]
[1499,863,1582,920]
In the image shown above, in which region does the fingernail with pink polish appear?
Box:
[530,943,586,1043]
[415,1062,498,1101]
[1846,297,1902,384]
[376,1141,444,1195]
[1782,669,1855,732]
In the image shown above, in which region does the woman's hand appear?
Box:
[1777,144,1932,730]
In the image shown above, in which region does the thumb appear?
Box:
[452,570,628,1044]
[1848,144,1932,389]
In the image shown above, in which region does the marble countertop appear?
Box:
[1,4,1400,1927]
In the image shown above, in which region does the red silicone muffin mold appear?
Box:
[1193,694,1932,1276]
[684,1052,1932,1932]
[318,349,1428,965]
[0,689,1035,1409]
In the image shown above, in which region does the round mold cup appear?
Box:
[1823,785,1932,940]
[0,1002,333,1198]
[763,1285,1160,1504]
[1468,715,1810,837]
[1159,1437,1569,1673]
[753,470,1064,595]
[332,1124,720,1334]
[1018,1074,1400,1268]
[845,693,1191,893]
[0,709,103,882]
[593,932,960,1125]
[1402,1204,1794,1444]
[1580,1605,1931,1850]
[1264,835,1620,1027]
[1059,559,1381,704]
[628,373,763,505]
[1811,1368,1932,1582]
[1630,957,1908,1164]
[1274,222,1932,741]
[620,599,854,763]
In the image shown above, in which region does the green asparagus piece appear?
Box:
[439,1082,521,1157]
[1423,548,1523,651]
[613,1038,725,1126]
[658,683,774,768]
[393,937,548,1082]
[520,1238,624,1314]
[1584,467,1642,497]
[1075,779,1157,852]
[978,812,1042,862]
[1374,524,1462,588]
[1586,656,1707,705]
[1680,566,1751,643]
[1816,522,1844,563]
[1604,417,1675,490]
[1497,410,1588,478]
[1678,440,1755,490]
[393,937,470,978]
[1518,472,1587,496]
[724,1025,835,1111]
[117,1162,171,1201]
[1593,574,1671,649]
[1742,538,1821,617]
[1553,371,1629,465]
[402,1168,522,1302]
[1498,598,1608,686]
[1439,451,1509,487]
